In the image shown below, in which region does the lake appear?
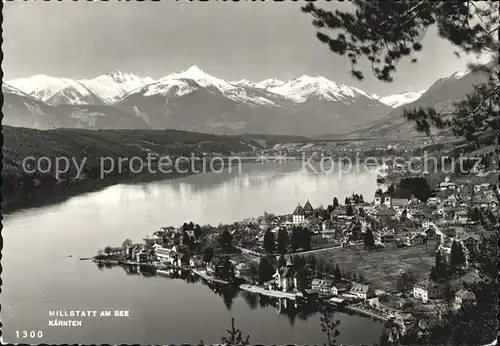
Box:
[2,162,385,344]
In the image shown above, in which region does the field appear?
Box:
[313,243,435,292]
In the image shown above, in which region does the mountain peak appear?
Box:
[104,70,140,83]
[183,65,206,76]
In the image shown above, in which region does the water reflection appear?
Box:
[99,263,326,328]
[2,163,383,345]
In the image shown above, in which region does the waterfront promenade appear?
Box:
[239,284,303,300]
[191,268,230,285]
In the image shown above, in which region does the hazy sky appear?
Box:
[3,1,492,95]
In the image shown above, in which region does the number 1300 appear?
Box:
[16,330,43,339]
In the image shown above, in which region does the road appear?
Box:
[236,241,364,259]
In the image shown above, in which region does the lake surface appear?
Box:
[2,162,384,344]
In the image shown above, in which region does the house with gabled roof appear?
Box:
[273,260,298,292]
[349,283,375,300]
[293,204,306,224]
[303,200,314,216]
[413,279,444,302]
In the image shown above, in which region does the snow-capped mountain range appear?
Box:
[3,64,487,136]
[6,65,421,108]
[8,71,155,105]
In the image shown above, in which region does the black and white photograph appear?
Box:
[2,1,499,345]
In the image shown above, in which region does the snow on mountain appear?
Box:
[254,78,285,89]
[142,77,197,98]
[2,83,32,97]
[167,65,236,93]
[377,90,426,108]
[151,66,279,106]
[81,71,155,103]
[8,72,155,105]
[264,75,376,103]
[8,75,99,105]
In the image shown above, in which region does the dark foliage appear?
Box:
[302,0,499,145]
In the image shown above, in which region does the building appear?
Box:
[235,262,251,278]
[375,229,396,244]
[391,198,409,211]
[189,256,203,268]
[349,283,375,300]
[153,244,172,261]
[439,177,457,191]
[375,204,397,218]
[125,243,144,260]
[406,233,426,247]
[136,249,149,263]
[422,226,437,239]
[293,204,306,224]
[457,232,481,254]
[454,289,475,309]
[374,191,392,207]
[413,279,444,302]
[303,200,314,217]
[311,279,334,296]
[273,262,298,292]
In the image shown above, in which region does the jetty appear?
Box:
[239,284,302,300]
[191,269,229,285]
[347,304,389,322]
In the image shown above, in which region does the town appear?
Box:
[93,160,499,343]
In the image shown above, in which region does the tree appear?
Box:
[334,265,342,283]
[220,257,234,281]
[363,228,375,250]
[296,268,309,291]
[293,255,307,271]
[317,258,326,278]
[203,246,214,263]
[327,204,334,214]
[277,228,289,254]
[263,230,276,253]
[121,239,133,249]
[301,229,312,251]
[248,262,258,284]
[278,254,287,269]
[398,177,432,202]
[333,197,339,209]
[194,224,202,239]
[450,240,467,271]
[320,303,340,346]
[221,229,233,253]
[359,194,364,204]
[302,0,500,148]
[307,255,317,274]
[346,204,354,217]
[258,257,275,283]
[434,248,451,280]
[400,209,408,221]
[386,185,395,196]
[290,227,300,251]
[353,194,360,205]
[173,232,181,246]
[396,270,418,297]
[221,317,250,345]
[182,231,193,247]
[104,246,112,256]
[344,197,350,206]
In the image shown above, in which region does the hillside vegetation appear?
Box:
[3,126,295,210]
